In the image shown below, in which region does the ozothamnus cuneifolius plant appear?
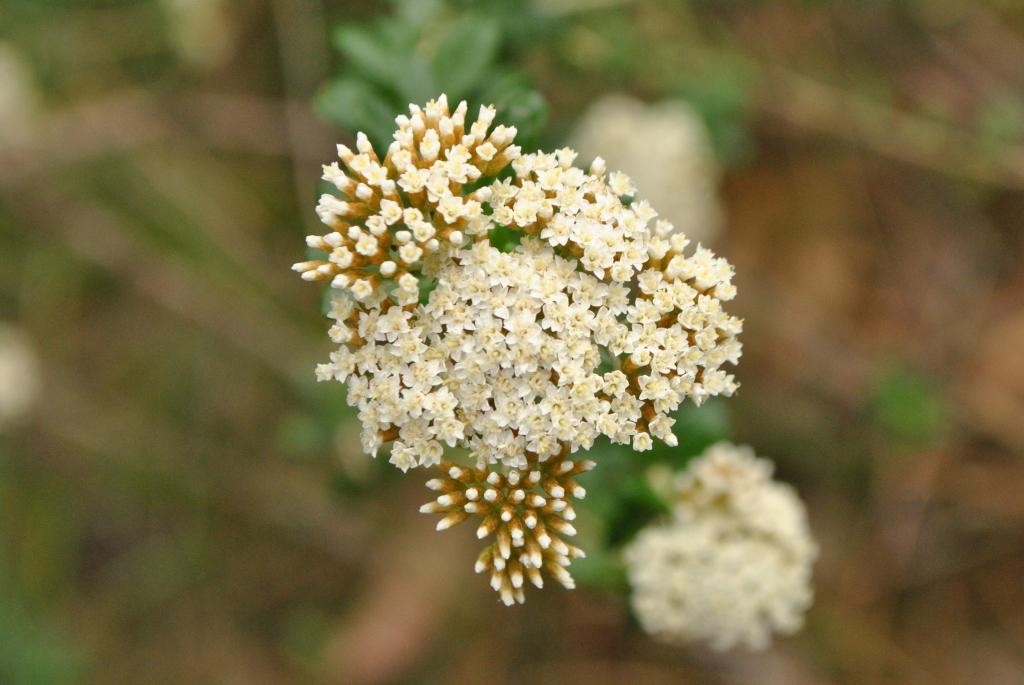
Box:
[293,95,742,605]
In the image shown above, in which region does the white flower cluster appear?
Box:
[625,442,817,650]
[296,95,741,473]
[294,95,742,602]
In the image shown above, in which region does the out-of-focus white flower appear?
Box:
[569,94,723,246]
[295,95,742,604]
[0,42,39,149]
[0,323,40,429]
[625,442,816,650]
[160,0,236,69]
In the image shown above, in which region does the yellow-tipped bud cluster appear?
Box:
[421,454,593,605]
[292,96,519,304]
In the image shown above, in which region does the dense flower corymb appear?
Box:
[625,443,817,649]
[294,95,742,603]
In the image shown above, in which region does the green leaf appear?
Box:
[304,246,328,262]
[377,16,425,60]
[486,224,521,253]
[479,72,547,146]
[604,475,669,547]
[314,78,398,145]
[431,12,502,101]
[670,397,731,462]
[563,499,628,591]
[394,54,439,107]
[331,25,401,90]
[347,15,439,107]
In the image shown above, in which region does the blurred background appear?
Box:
[3,0,1024,683]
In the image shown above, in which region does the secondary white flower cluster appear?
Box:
[625,442,817,650]
[294,95,742,601]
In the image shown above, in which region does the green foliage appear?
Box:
[484,223,522,252]
[432,12,503,100]
[316,0,551,149]
[317,78,400,146]
[478,71,548,144]
[671,397,732,461]
[872,363,948,445]
[0,599,82,685]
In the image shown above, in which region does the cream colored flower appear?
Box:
[296,96,742,603]
[625,442,816,649]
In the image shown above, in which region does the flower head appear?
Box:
[295,95,742,603]
[625,442,817,649]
